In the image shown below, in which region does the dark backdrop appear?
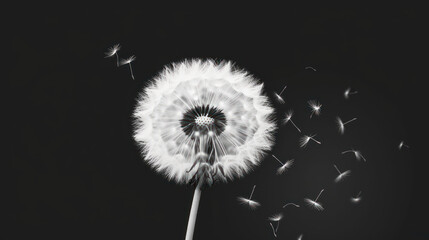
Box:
[7,4,426,239]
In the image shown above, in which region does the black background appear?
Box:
[7,4,426,240]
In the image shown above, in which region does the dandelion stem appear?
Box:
[129,63,135,80]
[272,155,284,166]
[276,221,280,232]
[344,118,357,125]
[333,165,341,174]
[279,85,287,95]
[315,189,324,201]
[185,181,203,240]
[115,53,119,67]
[249,185,256,199]
[290,120,302,132]
[269,223,277,237]
[310,137,321,144]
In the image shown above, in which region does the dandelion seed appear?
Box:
[333,164,351,183]
[336,117,357,134]
[398,141,410,150]
[305,66,317,71]
[283,110,301,132]
[104,44,121,67]
[133,60,276,240]
[299,134,321,148]
[304,189,324,211]
[272,155,294,175]
[351,191,362,204]
[308,100,322,118]
[237,185,261,210]
[298,234,304,240]
[120,55,136,80]
[342,149,367,162]
[273,85,287,104]
[268,213,283,235]
[282,202,300,208]
[344,87,358,99]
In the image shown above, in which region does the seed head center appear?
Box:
[195,116,214,127]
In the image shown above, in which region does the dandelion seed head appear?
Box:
[120,55,136,65]
[237,197,261,209]
[105,44,121,57]
[283,110,293,124]
[308,100,322,117]
[336,117,345,134]
[133,59,276,186]
[268,213,283,221]
[335,170,351,183]
[304,198,324,211]
[351,196,362,203]
[276,159,294,175]
[299,135,311,148]
[398,141,409,150]
[273,92,285,104]
[344,87,351,99]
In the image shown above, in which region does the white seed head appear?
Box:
[133,59,276,185]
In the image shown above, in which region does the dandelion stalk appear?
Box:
[185,181,203,240]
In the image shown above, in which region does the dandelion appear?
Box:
[308,100,322,118]
[344,87,358,99]
[342,149,367,162]
[351,191,362,204]
[283,110,301,133]
[299,134,321,148]
[272,155,294,175]
[104,44,121,67]
[304,189,325,211]
[273,84,287,104]
[133,59,276,240]
[268,213,283,237]
[336,117,357,134]
[398,141,410,150]
[333,164,351,183]
[282,202,300,208]
[120,55,136,80]
[237,185,261,210]
[305,66,317,71]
